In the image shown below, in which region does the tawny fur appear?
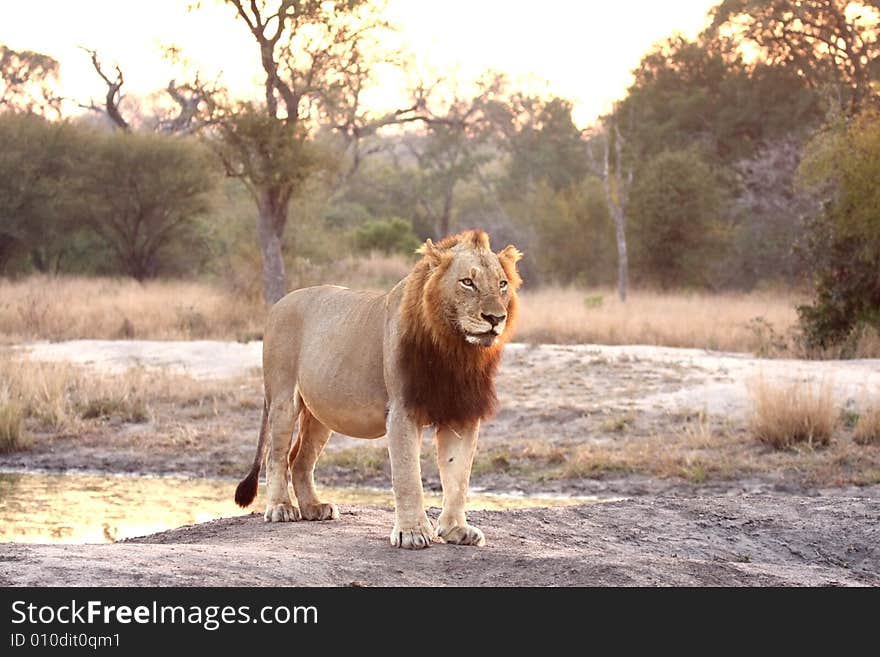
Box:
[235,229,523,548]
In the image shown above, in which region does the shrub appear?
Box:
[796,110,880,350]
[628,149,723,288]
[353,217,421,256]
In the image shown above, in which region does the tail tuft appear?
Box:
[234,469,259,508]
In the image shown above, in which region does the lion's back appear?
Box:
[262,285,390,436]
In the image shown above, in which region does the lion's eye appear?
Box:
[500,280,508,290]
[460,278,475,289]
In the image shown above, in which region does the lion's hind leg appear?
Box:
[290,410,340,521]
[264,393,302,522]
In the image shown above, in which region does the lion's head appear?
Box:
[418,231,523,348]
[399,230,523,426]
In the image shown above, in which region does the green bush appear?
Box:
[353,217,420,256]
[524,178,616,285]
[628,149,723,287]
[796,110,880,350]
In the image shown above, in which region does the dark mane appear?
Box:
[397,230,519,427]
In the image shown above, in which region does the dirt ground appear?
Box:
[2,495,877,586]
[3,340,880,586]
[7,340,880,494]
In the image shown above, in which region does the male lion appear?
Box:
[234,229,522,549]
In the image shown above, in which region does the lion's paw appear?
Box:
[264,502,301,522]
[439,523,486,547]
[390,519,437,550]
[300,502,340,521]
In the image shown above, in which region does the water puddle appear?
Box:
[0,471,602,544]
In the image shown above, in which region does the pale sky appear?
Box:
[0,0,718,128]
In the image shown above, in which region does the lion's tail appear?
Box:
[234,399,270,508]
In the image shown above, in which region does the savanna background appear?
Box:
[1,0,879,585]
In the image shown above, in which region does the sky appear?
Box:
[0,0,718,128]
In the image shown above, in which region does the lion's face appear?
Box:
[442,246,514,347]
[415,233,522,349]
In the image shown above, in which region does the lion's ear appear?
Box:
[416,238,443,266]
[497,245,523,264]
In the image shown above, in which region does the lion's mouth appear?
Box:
[464,330,499,346]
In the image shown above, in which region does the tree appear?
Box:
[796,109,880,349]
[616,34,822,164]
[0,113,81,272]
[609,27,827,294]
[492,95,590,197]
[628,149,723,288]
[0,45,61,116]
[76,130,217,280]
[710,0,880,115]
[488,93,607,287]
[722,137,819,288]
[401,76,504,238]
[526,178,615,285]
[201,0,421,304]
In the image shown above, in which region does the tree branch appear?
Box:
[80,47,129,131]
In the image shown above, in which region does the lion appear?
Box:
[234,229,522,549]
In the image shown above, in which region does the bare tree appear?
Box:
[80,47,130,130]
[602,116,630,302]
[81,47,220,135]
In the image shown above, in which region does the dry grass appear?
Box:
[558,412,727,483]
[3,344,878,488]
[320,445,388,480]
[747,377,837,449]
[516,287,808,354]
[1,274,813,355]
[0,275,266,342]
[290,253,414,291]
[854,404,880,445]
[0,354,152,437]
[471,404,880,489]
[3,273,877,357]
[0,352,260,452]
[0,388,24,453]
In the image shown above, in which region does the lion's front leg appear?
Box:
[386,405,436,549]
[435,421,485,547]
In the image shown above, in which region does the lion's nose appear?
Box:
[482,313,507,328]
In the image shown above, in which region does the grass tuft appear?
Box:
[0,389,24,453]
[747,377,837,449]
[853,404,880,446]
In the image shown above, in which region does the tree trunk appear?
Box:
[612,206,629,302]
[603,122,629,302]
[257,187,289,305]
[437,189,453,238]
[0,234,18,273]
